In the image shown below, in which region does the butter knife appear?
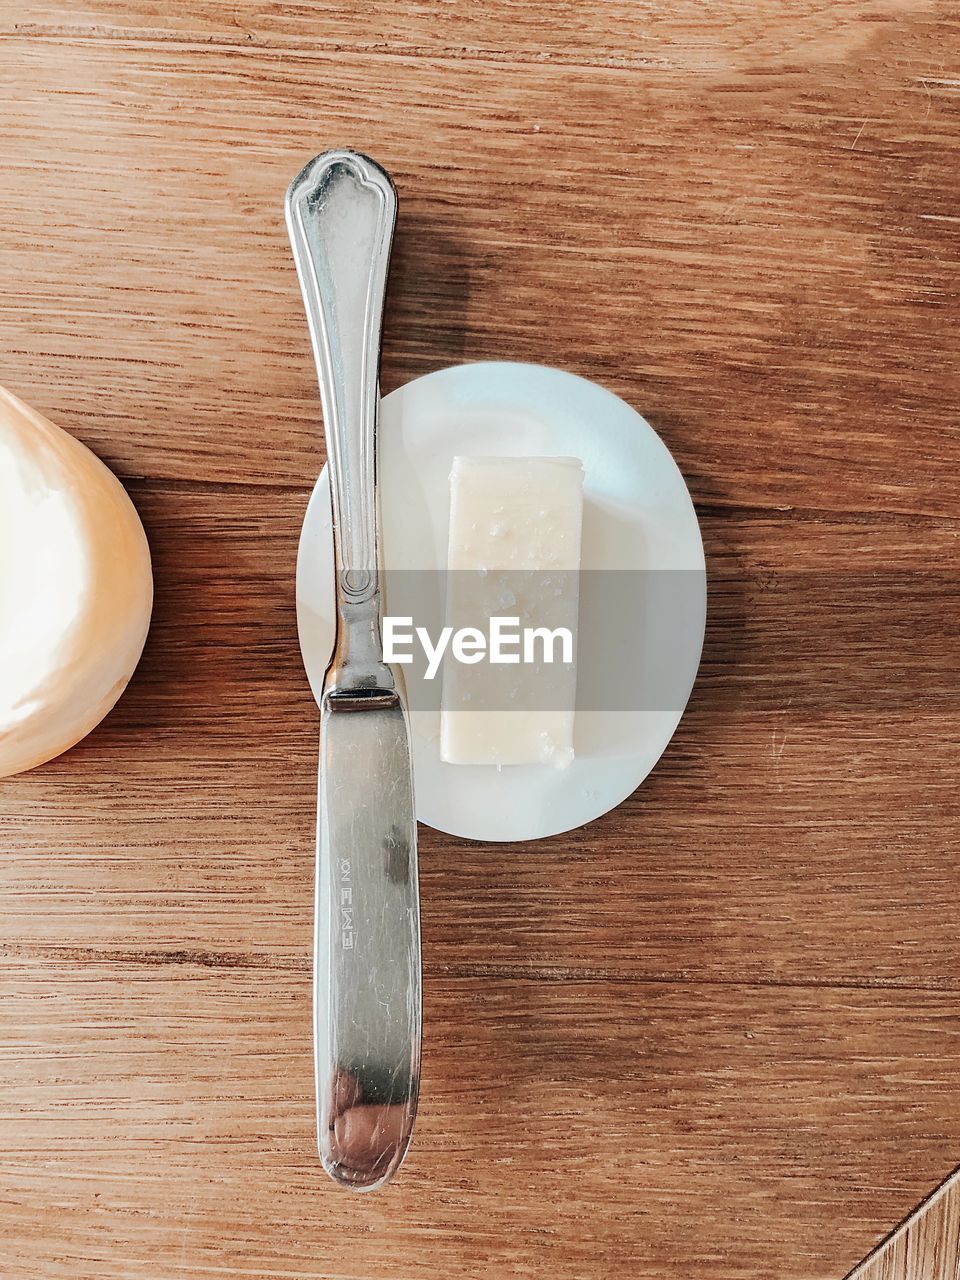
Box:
[285,151,421,1191]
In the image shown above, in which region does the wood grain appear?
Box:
[4,0,952,73]
[5,961,960,1280]
[3,491,959,989]
[1,3,959,1278]
[0,7,958,514]
[850,1166,960,1280]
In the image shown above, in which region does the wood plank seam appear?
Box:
[11,945,960,994]
[846,1166,960,1280]
[0,25,679,72]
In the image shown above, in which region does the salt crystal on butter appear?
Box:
[440,456,584,768]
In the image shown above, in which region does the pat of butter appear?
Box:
[0,387,153,778]
[440,456,584,768]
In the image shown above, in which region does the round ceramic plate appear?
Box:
[297,361,705,842]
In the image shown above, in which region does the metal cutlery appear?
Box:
[286,150,421,1191]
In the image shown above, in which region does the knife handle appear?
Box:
[285,151,397,606]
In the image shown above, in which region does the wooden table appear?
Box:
[2,4,959,1277]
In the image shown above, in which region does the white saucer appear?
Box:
[296,362,705,843]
